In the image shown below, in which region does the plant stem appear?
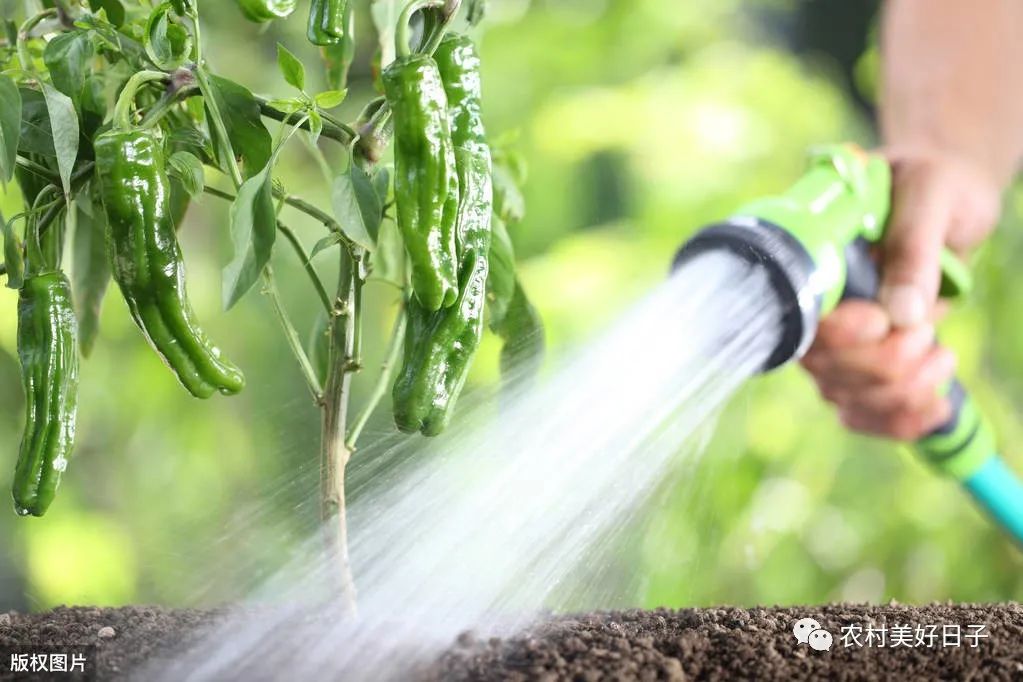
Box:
[277,222,333,313]
[262,266,323,402]
[257,99,358,147]
[16,8,58,71]
[201,186,335,313]
[195,69,245,188]
[280,193,344,236]
[14,156,58,184]
[396,0,429,58]
[137,88,185,129]
[346,305,406,450]
[202,184,350,244]
[113,71,171,130]
[395,0,460,59]
[320,246,361,614]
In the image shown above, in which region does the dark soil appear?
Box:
[2,603,1021,681]
[428,604,1023,681]
[0,606,227,681]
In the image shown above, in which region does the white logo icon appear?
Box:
[792,617,831,652]
[793,617,821,644]
[808,629,833,651]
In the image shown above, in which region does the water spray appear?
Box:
[675,144,1023,545]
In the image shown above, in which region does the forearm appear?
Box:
[881,0,1023,186]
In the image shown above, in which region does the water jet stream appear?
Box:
[153,251,782,681]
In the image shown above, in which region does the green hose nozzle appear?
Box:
[674,144,1023,547]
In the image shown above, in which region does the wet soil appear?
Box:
[1,603,1021,680]
[427,603,1023,681]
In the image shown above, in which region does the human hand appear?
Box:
[801,150,1002,439]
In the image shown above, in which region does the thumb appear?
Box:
[879,175,950,329]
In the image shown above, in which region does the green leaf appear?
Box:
[43,32,94,112]
[2,213,24,290]
[18,88,56,158]
[310,232,344,260]
[372,217,404,286]
[492,161,525,224]
[331,164,381,251]
[372,166,391,206]
[72,194,111,357]
[204,74,272,179]
[79,75,107,139]
[167,126,214,164]
[0,76,21,184]
[486,214,516,329]
[145,3,193,70]
[86,0,126,26]
[167,151,205,197]
[484,212,544,378]
[266,97,305,115]
[223,165,276,309]
[314,89,347,110]
[495,282,545,379]
[3,20,17,47]
[276,43,306,91]
[40,84,79,197]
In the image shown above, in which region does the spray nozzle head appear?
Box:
[673,218,821,372]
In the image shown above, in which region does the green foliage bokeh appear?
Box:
[1,0,1021,612]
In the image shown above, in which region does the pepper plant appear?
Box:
[0,0,542,609]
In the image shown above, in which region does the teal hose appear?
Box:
[963,455,1023,546]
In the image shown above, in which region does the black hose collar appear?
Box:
[672,217,821,372]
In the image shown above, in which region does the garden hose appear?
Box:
[674,144,1023,547]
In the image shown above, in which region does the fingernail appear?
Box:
[880,284,927,328]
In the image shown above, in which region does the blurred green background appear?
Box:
[2,0,1022,612]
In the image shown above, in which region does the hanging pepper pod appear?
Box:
[94,128,245,398]
[307,0,347,46]
[393,34,494,436]
[435,33,487,152]
[235,0,296,22]
[383,53,460,312]
[392,150,492,435]
[321,0,356,90]
[12,272,79,517]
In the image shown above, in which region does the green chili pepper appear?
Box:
[94,128,245,399]
[12,272,79,517]
[393,35,494,436]
[321,1,356,90]
[392,151,492,436]
[307,0,347,46]
[235,0,296,23]
[435,34,486,152]
[384,53,459,312]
